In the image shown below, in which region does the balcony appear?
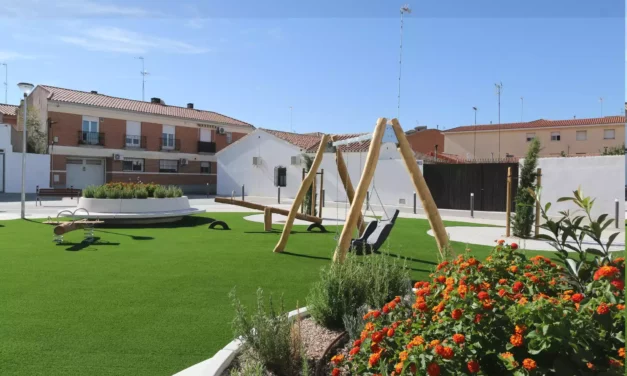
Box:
[160,137,181,151]
[124,134,147,149]
[78,131,105,146]
[197,141,216,153]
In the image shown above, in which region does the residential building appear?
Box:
[405,126,444,155]
[0,103,17,127]
[25,85,254,193]
[443,116,626,159]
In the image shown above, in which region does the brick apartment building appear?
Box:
[404,126,444,155]
[25,85,254,193]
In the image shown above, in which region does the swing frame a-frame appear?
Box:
[272,118,449,262]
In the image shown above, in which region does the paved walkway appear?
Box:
[426,226,625,252]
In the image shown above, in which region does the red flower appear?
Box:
[437,261,449,270]
[497,239,505,245]
[512,281,524,293]
[332,368,340,376]
[611,279,625,291]
[596,303,610,315]
[451,309,463,320]
[349,347,360,356]
[571,293,584,303]
[440,346,454,359]
[387,328,395,337]
[474,314,482,323]
[593,266,620,280]
[498,278,507,285]
[394,296,402,303]
[331,354,344,365]
[477,291,489,300]
[368,352,381,368]
[467,359,480,373]
[372,310,381,318]
[452,333,465,344]
[511,242,518,250]
[371,331,384,343]
[416,301,428,312]
[382,305,390,314]
[436,275,446,283]
[353,339,362,347]
[498,289,507,297]
[510,334,524,347]
[522,358,537,370]
[427,362,440,376]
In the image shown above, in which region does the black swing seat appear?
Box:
[349,209,400,255]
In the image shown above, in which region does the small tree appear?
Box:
[512,137,540,237]
[17,106,47,154]
[600,143,625,156]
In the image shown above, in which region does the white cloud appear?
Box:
[59,27,209,55]
[0,51,38,61]
[0,0,156,17]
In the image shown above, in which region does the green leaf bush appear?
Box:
[80,182,183,199]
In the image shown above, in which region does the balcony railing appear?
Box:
[197,141,216,153]
[124,134,147,149]
[78,131,105,146]
[160,137,181,151]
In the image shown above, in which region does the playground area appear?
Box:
[0,210,560,376]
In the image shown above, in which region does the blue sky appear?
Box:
[0,0,623,134]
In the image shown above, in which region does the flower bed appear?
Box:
[330,243,625,375]
[82,182,183,199]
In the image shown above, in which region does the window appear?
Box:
[226,132,232,144]
[576,130,587,141]
[162,125,175,149]
[604,129,615,140]
[200,128,212,142]
[200,161,211,174]
[159,160,178,172]
[525,133,535,142]
[550,132,560,141]
[81,116,99,144]
[126,121,142,147]
[122,158,144,172]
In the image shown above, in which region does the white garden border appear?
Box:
[58,197,205,220]
[174,307,309,376]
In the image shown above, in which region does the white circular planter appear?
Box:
[59,196,205,223]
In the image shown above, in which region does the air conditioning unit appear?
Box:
[290,155,301,166]
[399,198,406,205]
[113,153,124,161]
[218,127,226,134]
[180,158,189,166]
[252,156,262,166]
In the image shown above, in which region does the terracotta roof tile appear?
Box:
[38,85,254,128]
[261,128,321,150]
[445,116,625,133]
[0,103,18,117]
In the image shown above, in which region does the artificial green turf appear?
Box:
[0,213,549,376]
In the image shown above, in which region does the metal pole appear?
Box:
[21,93,27,219]
[322,189,325,207]
[505,167,512,237]
[534,168,542,236]
[278,187,281,204]
[366,191,370,211]
[470,193,474,218]
[615,199,619,229]
[241,185,244,201]
[413,191,416,214]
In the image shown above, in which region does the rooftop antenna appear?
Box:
[136,57,149,101]
[599,97,603,117]
[495,82,503,158]
[1,63,6,103]
[397,4,411,118]
[520,96,524,122]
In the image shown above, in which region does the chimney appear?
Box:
[90,90,98,94]
[151,97,161,104]
[187,103,194,109]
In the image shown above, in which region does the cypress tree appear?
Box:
[512,138,540,237]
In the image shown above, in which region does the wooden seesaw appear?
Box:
[214,197,326,232]
[43,209,103,243]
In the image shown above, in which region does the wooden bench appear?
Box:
[36,186,82,206]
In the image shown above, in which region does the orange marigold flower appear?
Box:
[522,358,537,370]
[509,265,519,273]
[467,359,480,373]
[498,289,507,297]
[395,362,404,374]
[371,331,384,343]
[382,305,390,314]
[349,347,360,356]
[609,358,624,367]
[433,301,446,313]
[510,334,524,347]
[411,335,425,346]
[440,346,454,359]
[549,278,556,286]
[427,362,440,376]
[481,282,491,290]
[436,261,449,270]
[498,278,507,285]
[372,310,381,318]
[332,368,340,376]
[429,339,441,348]
[436,275,446,283]
[399,351,408,361]
[388,301,397,310]
[387,328,395,337]
[619,348,625,358]
[571,293,584,303]
[368,352,381,368]
[593,266,620,280]
[586,362,595,370]
[331,354,344,364]
[497,239,505,245]
[596,303,610,315]
[364,322,375,332]
[415,301,428,312]
[482,300,494,310]
[515,324,527,334]
[617,304,625,310]
[500,352,514,359]
[512,281,524,292]
[457,284,468,298]
[451,308,462,320]
[517,297,528,305]
[452,333,465,344]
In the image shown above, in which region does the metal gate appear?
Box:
[423,163,518,212]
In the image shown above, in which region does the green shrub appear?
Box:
[94,186,107,199]
[153,186,167,198]
[174,186,183,197]
[106,187,121,199]
[145,184,157,197]
[307,253,411,330]
[121,188,134,199]
[134,187,148,199]
[512,137,540,237]
[165,186,176,198]
[82,186,96,198]
[229,356,266,376]
[230,288,297,375]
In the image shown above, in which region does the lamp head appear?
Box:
[17,82,34,96]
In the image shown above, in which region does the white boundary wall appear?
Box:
[521,156,624,219]
[0,124,50,193]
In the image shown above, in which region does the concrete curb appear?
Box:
[173,307,309,376]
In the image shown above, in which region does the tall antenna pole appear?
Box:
[520,96,524,122]
[136,57,149,101]
[599,97,604,117]
[472,106,477,158]
[289,106,293,132]
[1,63,7,103]
[495,82,503,159]
[397,4,411,118]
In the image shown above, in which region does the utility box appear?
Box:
[274,166,287,187]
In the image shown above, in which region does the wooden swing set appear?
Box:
[272,118,450,263]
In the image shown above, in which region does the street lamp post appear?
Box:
[18,82,34,219]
